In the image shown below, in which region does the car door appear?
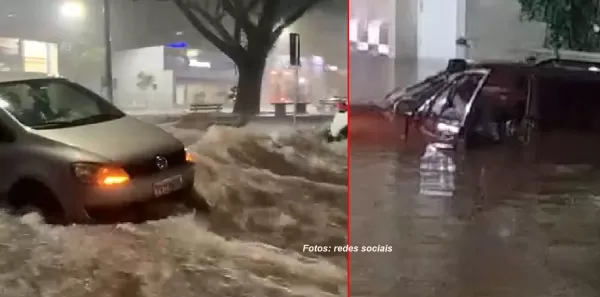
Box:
[420,69,490,146]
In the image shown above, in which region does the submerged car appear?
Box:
[325,99,348,142]
[0,74,204,224]
[389,58,600,161]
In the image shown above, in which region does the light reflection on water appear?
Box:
[351,129,600,297]
[419,144,456,197]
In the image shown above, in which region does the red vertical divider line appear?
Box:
[345,0,351,295]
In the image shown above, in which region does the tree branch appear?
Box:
[222,0,258,38]
[187,1,237,44]
[171,0,244,61]
[271,0,323,43]
[257,0,279,32]
[247,0,262,10]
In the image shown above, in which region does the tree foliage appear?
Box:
[519,0,600,51]
[134,0,327,114]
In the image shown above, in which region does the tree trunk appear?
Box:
[233,57,266,115]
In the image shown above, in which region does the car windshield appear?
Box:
[0,79,124,130]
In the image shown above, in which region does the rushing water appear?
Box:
[0,122,347,297]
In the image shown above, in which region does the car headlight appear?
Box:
[185,149,195,163]
[72,162,130,186]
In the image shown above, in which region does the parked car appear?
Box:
[0,74,206,224]
[325,99,348,142]
[389,57,600,158]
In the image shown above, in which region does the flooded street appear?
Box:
[0,121,347,297]
[350,114,600,297]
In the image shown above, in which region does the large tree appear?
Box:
[134,0,327,114]
[519,0,600,51]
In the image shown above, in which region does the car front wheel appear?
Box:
[7,180,68,225]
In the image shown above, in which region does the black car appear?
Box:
[389,58,600,160]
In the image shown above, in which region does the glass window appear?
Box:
[22,40,49,74]
[0,79,124,129]
[430,85,453,116]
[428,73,484,121]
[386,72,450,110]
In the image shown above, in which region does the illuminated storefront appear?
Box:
[0,38,22,72]
[266,30,347,107]
[23,40,59,75]
[266,55,327,105]
[0,37,60,76]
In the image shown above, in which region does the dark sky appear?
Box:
[111,0,347,65]
[0,0,346,67]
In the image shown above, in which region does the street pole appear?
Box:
[293,66,299,126]
[103,0,114,103]
[289,32,300,127]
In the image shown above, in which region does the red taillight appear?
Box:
[337,102,348,111]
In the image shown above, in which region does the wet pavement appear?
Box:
[349,113,600,297]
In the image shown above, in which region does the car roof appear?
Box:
[0,72,59,83]
[469,61,529,70]
[465,58,600,81]
[470,58,600,70]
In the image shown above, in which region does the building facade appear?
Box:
[350,0,547,103]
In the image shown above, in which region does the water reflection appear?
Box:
[419,144,456,197]
[352,128,600,296]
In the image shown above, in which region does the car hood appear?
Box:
[32,116,183,162]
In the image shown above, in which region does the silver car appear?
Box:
[0,76,200,224]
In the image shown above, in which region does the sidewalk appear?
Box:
[128,105,334,124]
[125,104,329,117]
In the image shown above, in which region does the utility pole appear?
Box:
[103,0,114,103]
[289,33,301,126]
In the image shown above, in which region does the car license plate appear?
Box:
[153,175,183,197]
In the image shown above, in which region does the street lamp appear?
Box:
[60,1,85,20]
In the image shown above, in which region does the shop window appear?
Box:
[23,40,49,74]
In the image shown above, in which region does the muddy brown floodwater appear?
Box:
[350,114,600,297]
[0,123,347,297]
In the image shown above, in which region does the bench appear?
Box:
[188,103,223,113]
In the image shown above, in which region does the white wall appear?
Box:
[394,0,419,60]
[350,0,396,57]
[465,0,546,60]
[349,0,399,104]
[112,46,177,112]
[404,0,546,80]
[351,0,547,105]
[185,82,230,104]
[418,0,459,60]
[415,0,468,80]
